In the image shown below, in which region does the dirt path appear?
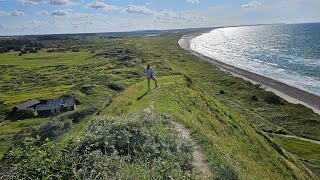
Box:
[144,100,212,178]
[172,122,212,178]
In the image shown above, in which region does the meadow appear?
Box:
[0,33,319,179]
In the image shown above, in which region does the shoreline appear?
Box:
[178,31,320,115]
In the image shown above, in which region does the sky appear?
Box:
[0,0,319,35]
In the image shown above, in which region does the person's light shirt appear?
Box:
[146,67,154,77]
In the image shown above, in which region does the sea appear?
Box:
[190,23,320,96]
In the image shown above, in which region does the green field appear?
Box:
[0,33,319,179]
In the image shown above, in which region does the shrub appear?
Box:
[29,49,37,53]
[0,48,9,53]
[219,90,225,94]
[108,83,124,92]
[12,108,38,120]
[4,136,76,179]
[2,112,198,179]
[77,112,196,178]
[262,92,283,105]
[0,101,10,122]
[250,95,259,101]
[72,48,80,52]
[20,50,27,54]
[184,75,193,87]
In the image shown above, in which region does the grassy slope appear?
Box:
[0,38,144,158]
[101,34,319,179]
[102,75,313,179]
[0,33,319,178]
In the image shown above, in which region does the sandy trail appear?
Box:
[144,100,212,178]
[172,122,212,179]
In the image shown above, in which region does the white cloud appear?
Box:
[0,10,24,16]
[186,0,199,4]
[50,0,75,6]
[20,0,46,5]
[0,11,8,16]
[51,9,70,16]
[155,10,204,24]
[20,0,76,6]
[125,5,155,15]
[241,1,263,9]
[10,11,25,16]
[38,10,49,15]
[87,1,118,10]
[0,24,6,29]
[124,5,204,24]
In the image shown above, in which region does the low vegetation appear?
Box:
[0,32,319,179]
[1,112,198,179]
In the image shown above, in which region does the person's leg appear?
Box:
[151,76,158,87]
[147,76,151,90]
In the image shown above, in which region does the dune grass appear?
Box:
[0,33,319,179]
[102,75,316,179]
[272,134,320,176]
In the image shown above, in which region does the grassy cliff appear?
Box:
[0,33,319,179]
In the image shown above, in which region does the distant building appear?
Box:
[13,98,76,117]
[13,99,40,111]
[35,98,76,116]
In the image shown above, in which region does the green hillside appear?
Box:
[0,33,319,179]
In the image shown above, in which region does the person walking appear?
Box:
[146,62,158,91]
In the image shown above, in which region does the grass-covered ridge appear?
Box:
[101,75,315,179]
[0,32,319,179]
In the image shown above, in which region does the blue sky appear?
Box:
[0,0,319,35]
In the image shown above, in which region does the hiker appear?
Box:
[146,62,158,90]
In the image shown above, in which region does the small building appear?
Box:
[35,98,76,116]
[13,99,40,111]
[13,98,76,118]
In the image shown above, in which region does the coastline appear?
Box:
[179,31,320,115]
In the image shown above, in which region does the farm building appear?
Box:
[13,98,76,117]
[35,98,76,116]
[13,99,40,111]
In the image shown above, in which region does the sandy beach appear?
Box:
[179,31,320,115]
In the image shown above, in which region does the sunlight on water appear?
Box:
[190,23,320,96]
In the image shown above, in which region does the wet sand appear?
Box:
[179,31,320,115]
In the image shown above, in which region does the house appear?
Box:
[13,99,40,111]
[35,98,76,116]
[13,98,76,117]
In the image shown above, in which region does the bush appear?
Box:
[184,75,193,87]
[250,95,259,101]
[262,92,283,105]
[77,112,196,178]
[2,112,198,179]
[108,83,124,92]
[4,136,76,179]
[20,50,27,54]
[29,49,37,53]
[0,48,9,53]
[13,108,38,120]
[219,90,225,94]
[72,48,80,52]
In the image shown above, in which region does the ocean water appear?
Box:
[190,23,320,96]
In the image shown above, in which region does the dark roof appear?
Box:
[16,99,40,109]
[35,98,75,111]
